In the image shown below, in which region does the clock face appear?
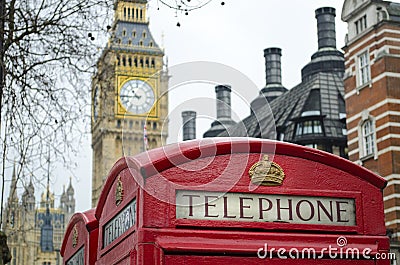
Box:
[119,79,155,114]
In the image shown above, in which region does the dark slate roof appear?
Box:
[388,2,400,22]
[203,119,236,138]
[109,21,163,55]
[219,71,346,142]
[301,50,345,81]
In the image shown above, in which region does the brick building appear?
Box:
[341,0,400,253]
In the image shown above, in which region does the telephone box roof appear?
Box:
[95,138,386,219]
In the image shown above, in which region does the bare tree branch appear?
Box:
[0,0,113,228]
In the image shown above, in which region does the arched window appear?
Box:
[362,119,375,157]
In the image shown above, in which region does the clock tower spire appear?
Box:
[91,0,168,206]
[114,0,149,23]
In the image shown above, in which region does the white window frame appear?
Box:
[358,116,377,160]
[355,15,367,35]
[357,50,371,87]
[362,120,374,156]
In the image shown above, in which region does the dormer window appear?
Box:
[355,15,367,34]
[132,31,136,38]
[301,110,321,117]
[143,31,147,38]
[295,120,323,136]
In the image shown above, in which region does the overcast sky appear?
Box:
[73,0,351,212]
[3,1,358,213]
[153,0,351,144]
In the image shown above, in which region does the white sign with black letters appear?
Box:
[103,199,136,247]
[176,190,356,226]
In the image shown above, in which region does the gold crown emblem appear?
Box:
[116,175,124,206]
[72,225,78,248]
[249,155,285,186]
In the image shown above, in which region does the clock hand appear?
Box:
[133,93,142,100]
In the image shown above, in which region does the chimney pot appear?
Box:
[181,111,196,141]
[264,47,282,86]
[215,84,232,120]
[315,7,337,49]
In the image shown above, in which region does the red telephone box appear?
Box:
[61,209,99,265]
[95,138,390,264]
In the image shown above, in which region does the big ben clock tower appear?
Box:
[91,0,168,206]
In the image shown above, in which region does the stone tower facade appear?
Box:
[2,170,75,265]
[91,0,168,206]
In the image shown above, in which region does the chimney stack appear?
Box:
[264,47,282,86]
[215,85,232,121]
[203,84,236,138]
[301,7,344,81]
[316,7,337,49]
[181,111,196,141]
[250,48,287,112]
